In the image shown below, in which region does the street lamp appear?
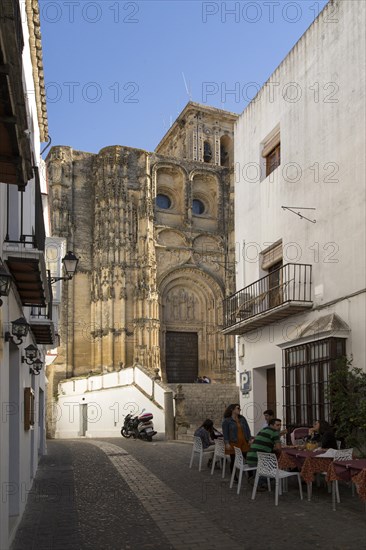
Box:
[0,258,12,307]
[5,317,30,346]
[50,251,79,284]
[22,344,39,365]
[29,358,43,376]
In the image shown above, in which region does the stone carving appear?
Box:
[167,289,197,321]
[46,103,236,386]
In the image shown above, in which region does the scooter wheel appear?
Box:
[147,435,153,442]
[121,428,132,438]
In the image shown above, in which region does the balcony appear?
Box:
[222,263,313,335]
[4,248,49,307]
[28,272,55,345]
[0,0,33,188]
[3,167,48,306]
[29,303,55,346]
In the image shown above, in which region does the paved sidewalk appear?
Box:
[11,438,366,550]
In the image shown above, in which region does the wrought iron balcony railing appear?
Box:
[223,263,312,333]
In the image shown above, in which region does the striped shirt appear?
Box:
[246,427,280,465]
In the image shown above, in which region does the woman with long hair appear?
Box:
[194,419,215,450]
[306,419,337,449]
[222,404,252,476]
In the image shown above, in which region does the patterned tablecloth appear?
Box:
[327,459,366,502]
[278,448,333,483]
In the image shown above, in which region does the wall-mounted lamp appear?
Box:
[50,251,79,284]
[22,344,39,365]
[0,258,12,306]
[5,317,30,346]
[29,358,43,376]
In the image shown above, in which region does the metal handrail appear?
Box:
[223,263,312,328]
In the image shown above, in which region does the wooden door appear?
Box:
[266,367,277,416]
[268,261,283,308]
[166,331,198,383]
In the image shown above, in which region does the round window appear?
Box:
[156,194,172,209]
[192,199,205,215]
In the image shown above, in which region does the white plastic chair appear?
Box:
[189,436,215,471]
[332,448,354,506]
[210,438,231,478]
[230,447,257,494]
[251,452,303,506]
[316,448,354,499]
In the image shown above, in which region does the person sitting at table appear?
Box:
[263,409,288,439]
[246,418,283,490]
[194,419,216,449]
[195,419,223,469]
[305,420,338,450]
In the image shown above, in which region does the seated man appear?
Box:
[263,409,288,438]
[246,418,282,491]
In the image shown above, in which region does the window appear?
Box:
[268,260,283,308]
[192,199,205,215]
[220,135,232,167]
[282,338,346,430]
[261,240,283,308]
[261,240,283,270]
[265,143,281,176]
[203,141,212,163]
[261,127,280,178]
[24,387,35,431]
[156,194,171,209]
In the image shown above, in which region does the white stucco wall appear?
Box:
[233,0,366,433]
[0,3,49,548]
[55,368,173,438]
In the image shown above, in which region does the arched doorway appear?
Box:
[159,268,224,383]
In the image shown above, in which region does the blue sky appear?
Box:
[40,0,329,154]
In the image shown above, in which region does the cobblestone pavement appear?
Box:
[11,437,366,550]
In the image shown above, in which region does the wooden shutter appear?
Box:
[24,387,35,430]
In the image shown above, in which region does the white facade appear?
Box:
[55,365,173,438]
[0,2,50,548]
[231,0,365,434]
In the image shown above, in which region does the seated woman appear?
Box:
[306,420,337,449]
[194,419,216,449]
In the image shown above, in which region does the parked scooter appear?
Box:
[121,410,157,442]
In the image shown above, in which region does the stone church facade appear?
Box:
[46,102,238,399]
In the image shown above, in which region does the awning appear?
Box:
[277,313,350,349]
[5,254,49,307]
[30,319,55,346]
[0,2,33,188]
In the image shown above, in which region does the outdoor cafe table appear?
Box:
[327,459,366,510]
[278,448,334,500]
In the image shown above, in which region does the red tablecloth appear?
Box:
[353,469,366,502]
[327,459,366,481]
[279,448,333,483]
[327,459,366,502]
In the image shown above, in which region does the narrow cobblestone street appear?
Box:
[11,438,366,550]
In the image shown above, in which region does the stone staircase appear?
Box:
[168,383,240,442]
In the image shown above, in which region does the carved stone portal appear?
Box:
[46,103,237,392]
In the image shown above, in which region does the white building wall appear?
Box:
[55,367,172,438]
[0,2,49,548]
[234,0,366,434]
